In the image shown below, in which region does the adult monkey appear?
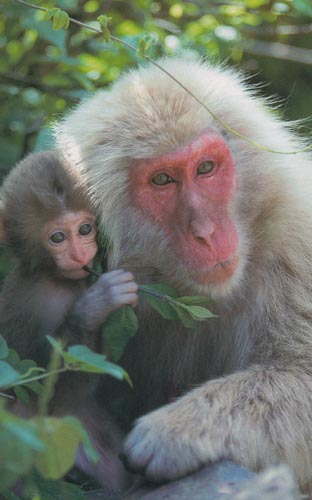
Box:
[56,57,312,493]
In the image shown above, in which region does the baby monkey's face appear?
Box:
[43,210,98,280]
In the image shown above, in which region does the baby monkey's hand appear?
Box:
[76,269,138,330]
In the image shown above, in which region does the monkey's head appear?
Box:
[0,151,98,279]
[57,57,302,296]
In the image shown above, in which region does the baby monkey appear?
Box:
[0,150,137,489]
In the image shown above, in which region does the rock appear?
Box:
[87,460,300,500]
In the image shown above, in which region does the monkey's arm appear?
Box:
[56,269,138,353]
[123,364,312,490]
[0,267,137,363]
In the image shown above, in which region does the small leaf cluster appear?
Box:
[46,336,130,383]
[139,284,216,328]
[0,401,94,496]
[0,334,130,496]
[0,335,44,404]
[45,8,69,31]
[103,282,215,361]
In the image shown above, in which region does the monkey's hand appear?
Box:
[122,366,312,483]
[122,383,225,482]
[74,270,138,330]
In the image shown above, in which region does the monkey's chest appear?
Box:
[34,283,81,335]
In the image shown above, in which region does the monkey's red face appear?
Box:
[43,210,98,280]
[130,130,239,285]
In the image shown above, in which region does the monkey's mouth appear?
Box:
[191,255,239,284]
[61,267,91,280]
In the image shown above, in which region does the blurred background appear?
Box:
[1,0,311,173]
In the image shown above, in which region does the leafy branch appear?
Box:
[83,266,216,361]
[15,0,311,154]
[0,335,114,494]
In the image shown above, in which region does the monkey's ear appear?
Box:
[0,201,8,244]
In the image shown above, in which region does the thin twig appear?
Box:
[0,391,15,400]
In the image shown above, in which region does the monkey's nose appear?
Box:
[190,218,215,246]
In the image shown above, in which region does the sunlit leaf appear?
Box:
[97,15,112,42]
[176,296,213,306]
[33,416,82,479]
[45,8,70,30]
[181,304,216,320]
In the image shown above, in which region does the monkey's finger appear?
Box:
[112,292,138,307]
[101,270,136,285]
[111,282,138,296]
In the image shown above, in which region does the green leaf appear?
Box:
[0,426,34,492]
[5,350,21,370]
[139,284,180,321]
[183,304,216,320]
[33,416,83,479]
[142,292,180,321]
[65,344,128,381]
[176,296,213,306]
[97,15,112,42]
[169,302,197,328]
[2,418,44,451]
[103,306,139,361]
[0,336,9,360]
[45,8,59,20]
[136,34,157,58]
[14,386,30,405]
[46,336,64,355]
[0,361,20,388]
[26,380,44,396]
[46,8,70,30]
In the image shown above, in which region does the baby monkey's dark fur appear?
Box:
[0,151,133,490]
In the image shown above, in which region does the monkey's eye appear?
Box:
[197,161,216,175]
[79,223,93,236]
[151,173,174,186]
[50,232,65,244]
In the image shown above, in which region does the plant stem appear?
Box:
[0,391,14,400]
[38,347,64,416]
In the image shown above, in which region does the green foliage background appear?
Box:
[1,0,312,168]
[0,0,311,278]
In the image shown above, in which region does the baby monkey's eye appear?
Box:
[79,223,93,236]
[50,232,65,244]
